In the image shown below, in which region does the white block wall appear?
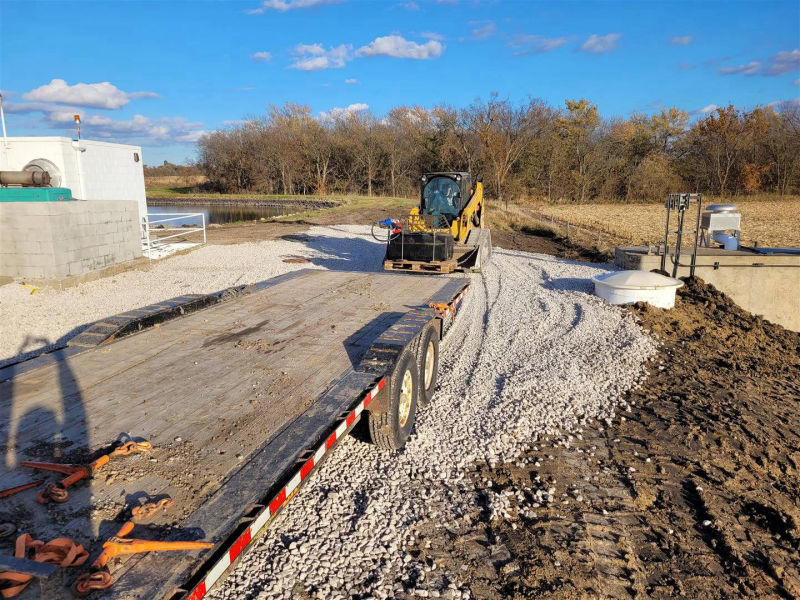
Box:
[0,200,142,279]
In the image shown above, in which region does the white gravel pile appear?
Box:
[209,247,657,600]
[0,225,383,366]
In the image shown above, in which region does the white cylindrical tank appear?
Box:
[592,270,684,309]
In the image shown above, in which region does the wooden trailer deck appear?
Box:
[0,269,470,599]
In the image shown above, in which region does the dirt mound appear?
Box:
[410,277,800,599]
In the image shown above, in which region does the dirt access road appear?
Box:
[412,277,800,600]
[200,206,603,264]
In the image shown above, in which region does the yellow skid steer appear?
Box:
[381,172,492,274]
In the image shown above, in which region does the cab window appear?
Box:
[422,177,460,217]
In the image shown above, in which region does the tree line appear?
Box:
[196,96,800,202]
[144,160,202,177]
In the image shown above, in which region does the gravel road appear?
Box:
[207,246,656,600]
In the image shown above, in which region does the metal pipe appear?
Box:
[690,194,702,277]
[0,93,7,143]
[712,231,739,250]
[661,202,671,273]
[669,259,800,269]
[0,170,51,186]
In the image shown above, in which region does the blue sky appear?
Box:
[1,0,798,165]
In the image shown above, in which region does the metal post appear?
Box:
[672,199,685,278]
[400,219,405,261]
[202,213,207,244]
[662,200,671,273]
[432,218,436,263]
[690,193,702,277]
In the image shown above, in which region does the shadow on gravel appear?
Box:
[541,276,594,293]
[288,234,386,273]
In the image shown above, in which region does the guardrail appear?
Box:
[143,212,206,256]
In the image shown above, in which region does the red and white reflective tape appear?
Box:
[454,285,469,308]
[186,377,386,600]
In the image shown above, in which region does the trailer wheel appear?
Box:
[417,324,439,407]
[368,350,419,450]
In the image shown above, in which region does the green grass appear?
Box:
[146,187,418,224]
[269,195,417,222]
[146,186,347,202]
[145,185,416,209]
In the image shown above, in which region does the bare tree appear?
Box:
[196,97,800,200]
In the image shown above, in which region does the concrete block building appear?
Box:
[0,137,146,279]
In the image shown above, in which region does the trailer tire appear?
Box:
[368,350,419,450]
[417,324,439,407]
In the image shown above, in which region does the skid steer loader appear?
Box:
[380,172,492,274]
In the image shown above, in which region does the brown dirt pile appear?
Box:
[412,278,799,599]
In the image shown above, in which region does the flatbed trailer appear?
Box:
[0,269,471,599]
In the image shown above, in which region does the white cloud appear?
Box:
[290,43,351,70]
[717,50,799,77]
[698,104,718,115]
[420,31,446,41]
[356,35,444,59]
[396,1,419,9]
[765,49,800,76]
[22,79,159,110]
[295,43,326,55]
[670,36,693,45]
[175,129,210,143]
[345,78,358,84]
[509,34,569,55]
[719,61,762,76]
[766,98,800,110]
[251,51,273,62]
[7,99,203,145]
[247,0,340,14]
[3,101,68,115]
[471,21,496,41]
[319,102,369,121]
[580,33,621,54]
[44,111,205,144]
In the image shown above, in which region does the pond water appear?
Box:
[147,203,299,226]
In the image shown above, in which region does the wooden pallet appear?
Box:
[384,258,458,273]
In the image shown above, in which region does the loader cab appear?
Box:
[420,172,472,223]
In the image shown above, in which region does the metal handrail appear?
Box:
[143,212,207,257]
